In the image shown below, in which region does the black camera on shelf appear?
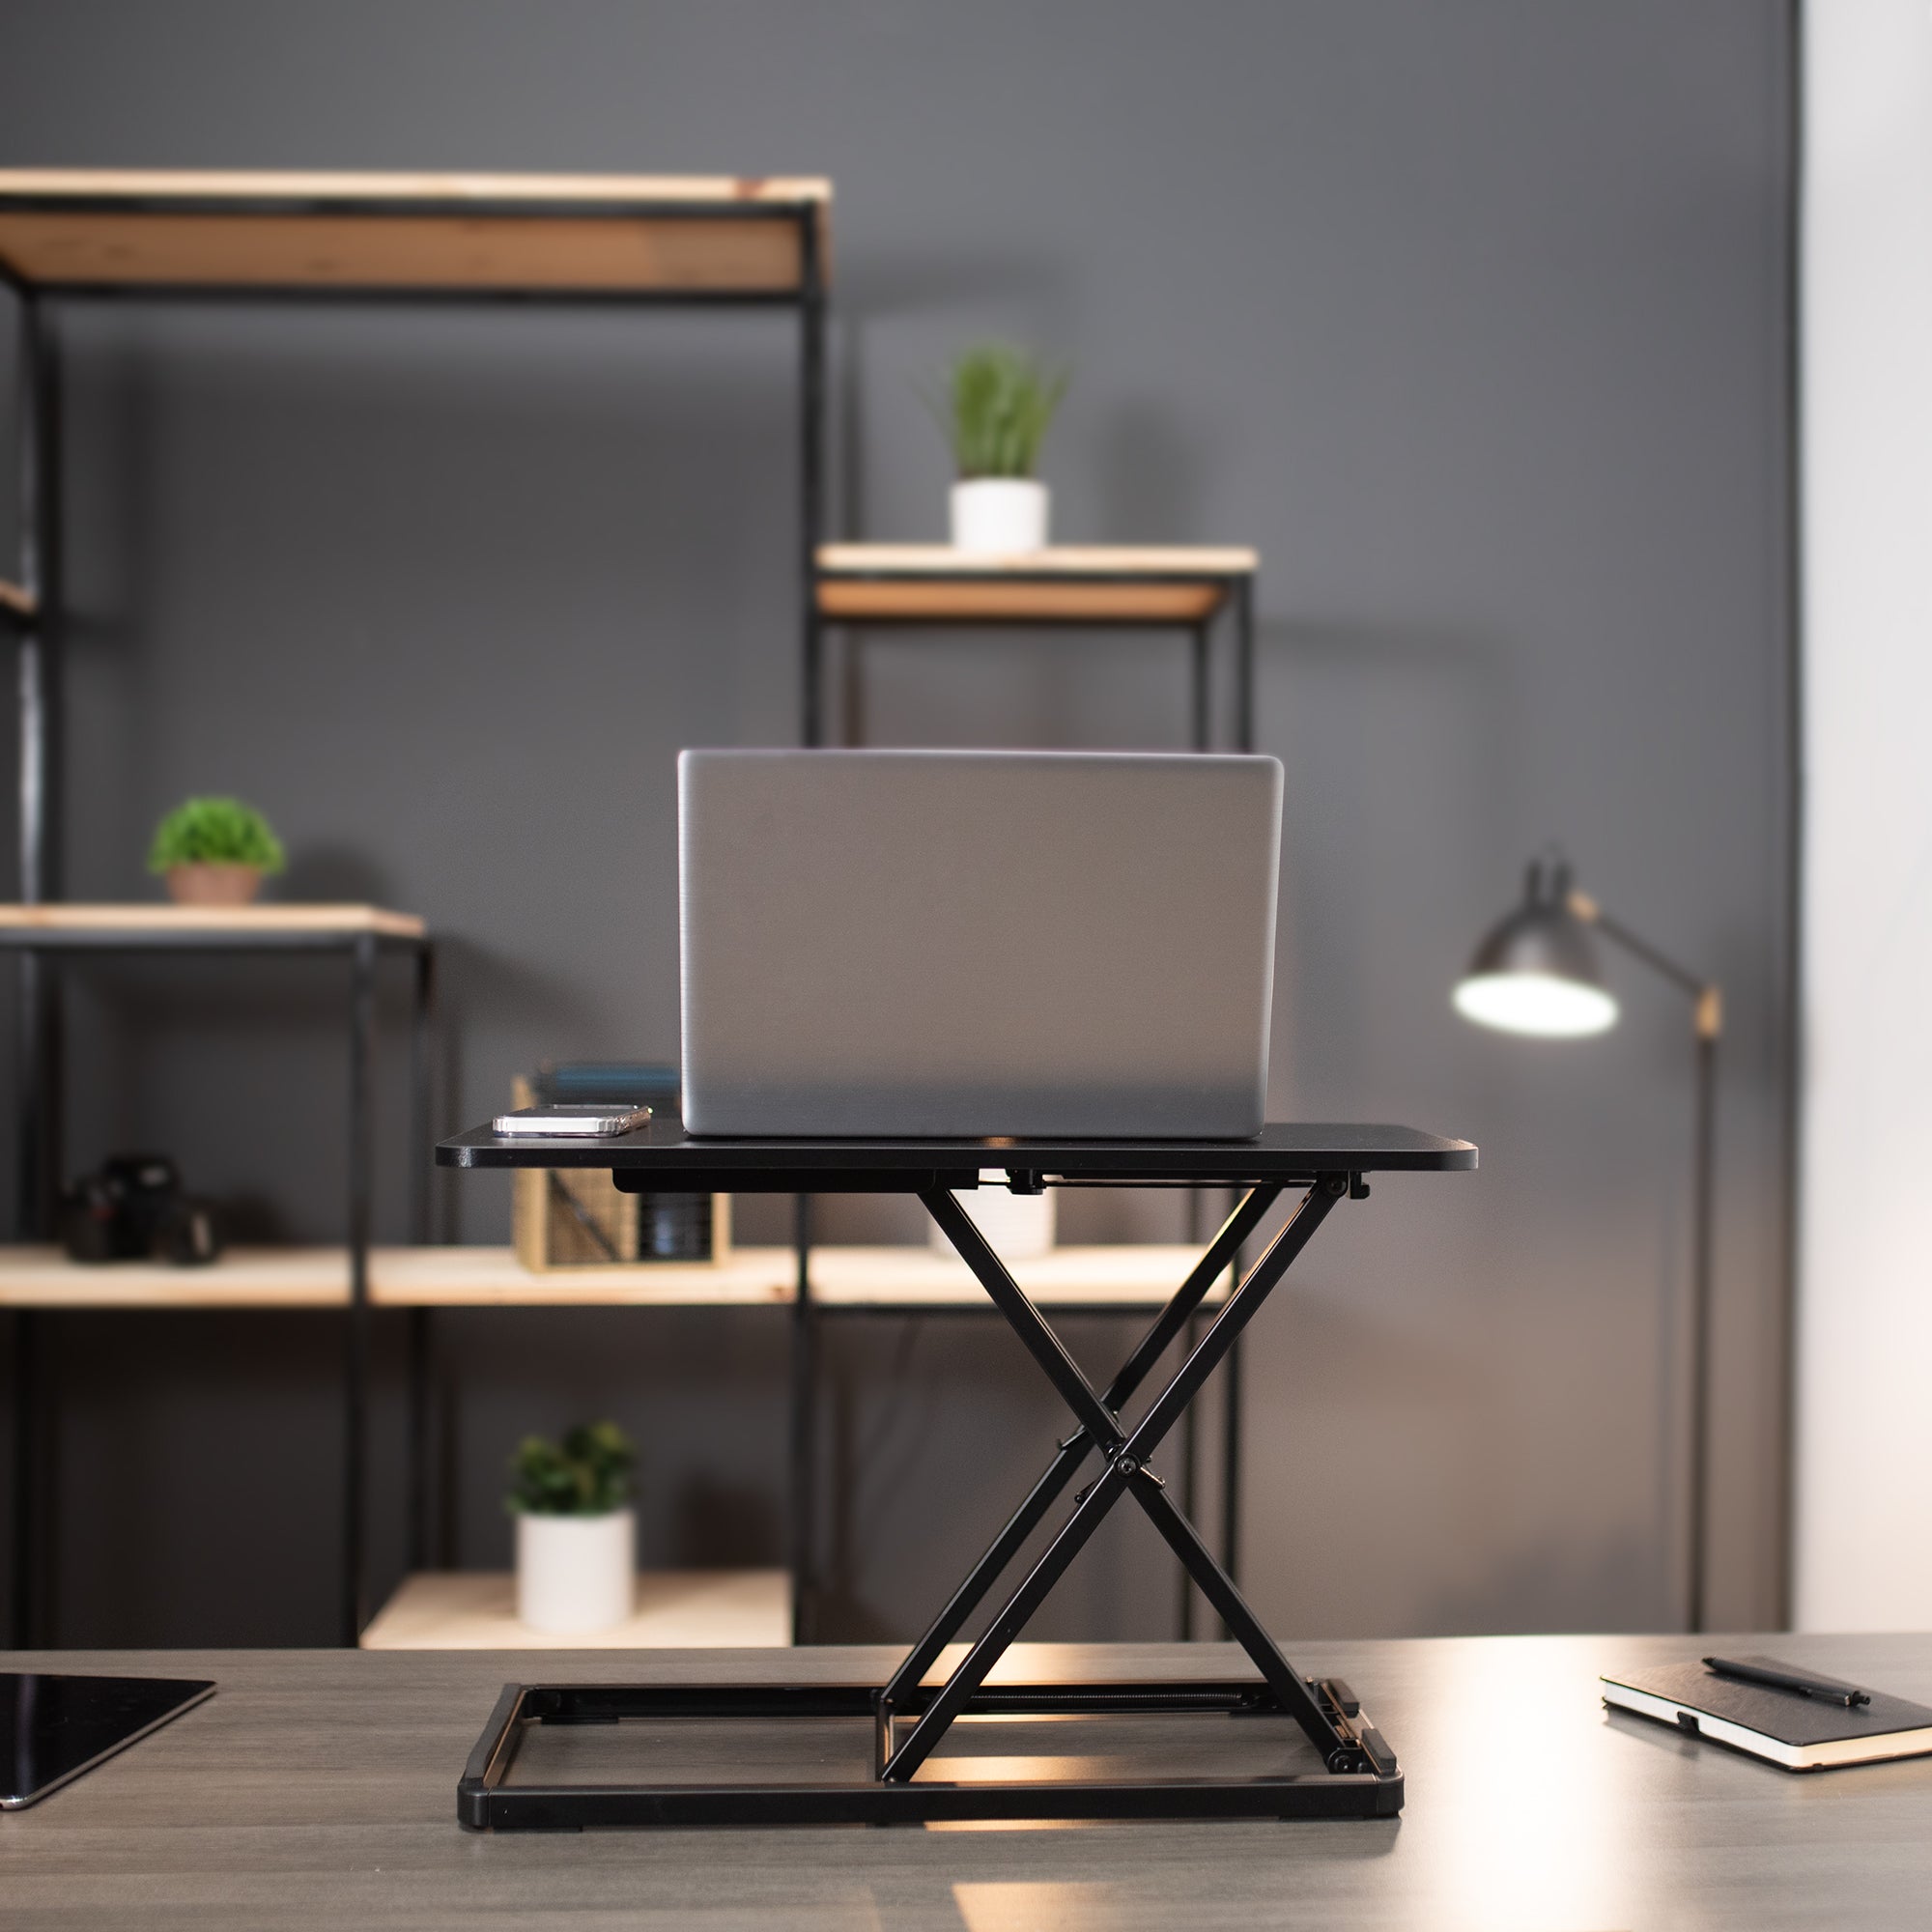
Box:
[59,1154,226,1267]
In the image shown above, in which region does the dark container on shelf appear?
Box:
[512,1065,728,1269]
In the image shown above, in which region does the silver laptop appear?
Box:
[678,749,1282,1139]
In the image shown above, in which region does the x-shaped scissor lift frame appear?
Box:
[462,1172,1402,1829]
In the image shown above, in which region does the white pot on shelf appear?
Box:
[950,477,1050,554]
[931,1173,1057,1262]
[515,1508,635,1635]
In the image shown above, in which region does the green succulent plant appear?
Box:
[929,343,1068,479]
[147,796,286,874]
[505,1421,636,1517]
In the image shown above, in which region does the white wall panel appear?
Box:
[1796,0,1932,1629]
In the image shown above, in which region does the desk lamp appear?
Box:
[1454,849,1722,1632]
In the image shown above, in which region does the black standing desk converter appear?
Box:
[438,1117,1476,1828]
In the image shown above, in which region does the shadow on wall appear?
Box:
[1094,398,1210,541]
[279,843,394,903]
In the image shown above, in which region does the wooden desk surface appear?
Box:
[3,1634,1929,1929]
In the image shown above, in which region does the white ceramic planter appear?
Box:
[950,477,1049,554]
[931,1171,1057,1262]
[516,1508,635,1635]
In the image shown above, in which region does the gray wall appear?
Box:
[0,0,1794,1646]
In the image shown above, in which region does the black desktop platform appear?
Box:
[439,1117,1476,1827]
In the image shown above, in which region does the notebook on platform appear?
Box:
[677,749,1283,1138]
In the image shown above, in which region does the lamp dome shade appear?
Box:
[1453,859,1620,1038]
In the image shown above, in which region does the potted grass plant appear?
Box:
[932,344,1068,554]
[147,796,286,907]
[507,1421,637,1635]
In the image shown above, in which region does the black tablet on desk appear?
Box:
[1,1672,214,1808]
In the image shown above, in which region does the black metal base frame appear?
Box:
[459,1177,1402,1829]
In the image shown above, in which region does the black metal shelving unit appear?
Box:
[0,169,830,1647]
[791,541,1262,1641]
[0,909,430,1647]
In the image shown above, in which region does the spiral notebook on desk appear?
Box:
[1602,1656,1932,1771]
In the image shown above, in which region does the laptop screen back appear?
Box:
[679,749,1281,1139]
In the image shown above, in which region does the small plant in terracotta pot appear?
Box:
[147,796,286,906]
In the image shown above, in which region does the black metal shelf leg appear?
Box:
[799,209,825,750]
[11,293,63,1651]
[15,297,64,1240]
[1189,621,1209,753]
[405,1308,431,1577]
[1234,571,1255,755]
[408,944,433,1244]
[8,1309,37,1646]
[789,1193,817,1643]
[342,932,376,1646]
[405,943,434,1574]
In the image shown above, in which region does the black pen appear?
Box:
[1703,1656,1871,1708]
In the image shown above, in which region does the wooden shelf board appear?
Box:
[817,544,1258,576]
[373,1244,795,1308]
[359,1568,791,1650]
[817,580,1225,623]
[0,169,830,295]
[806,1243,1223,1308]
[0,1245,794,1309]
[815,547,1255,624]
[0,1242,1218,1311]
[0,1246,350,1309]
[0,169,831,206]
[0,902,426,939]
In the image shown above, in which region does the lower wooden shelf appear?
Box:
[808,1242,1222,1309]
[0,1241,1227,1310]
[378,1245,794,1307]
[359,1568,791,1650]
[0,1245,358,1308]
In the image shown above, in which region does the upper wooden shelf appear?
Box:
[0,903,427,945]
[814,544,1258,624]
[0,170,831,297]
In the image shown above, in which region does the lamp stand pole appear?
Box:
[1688,999,1719,1634]
[1571,890,1722,1634]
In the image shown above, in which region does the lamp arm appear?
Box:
[1567,890,1722,1039]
